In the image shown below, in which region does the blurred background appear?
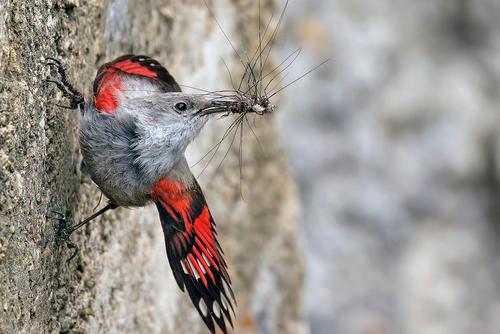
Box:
[276,1,500,333]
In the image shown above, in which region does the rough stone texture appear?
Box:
[0,0,304,333]
[277,1,500,334]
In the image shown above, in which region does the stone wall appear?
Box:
[0,0,304,333]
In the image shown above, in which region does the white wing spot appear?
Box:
[223,280,231,298]
[199,299,208,317]
[213,302,221,318]
[138,57,145,61]
[221,294,228,310]
[150,63,156,66]
[198,259,207,274]
[189,258,200,280]
[181,261,188,274]
[202,253,211,267]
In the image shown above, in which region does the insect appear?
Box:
[185,0,327,178]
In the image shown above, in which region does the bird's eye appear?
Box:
[175,102,187,112]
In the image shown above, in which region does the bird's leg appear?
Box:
[44,57,85,111]
[47,202,117,261]
[67,202,117,234]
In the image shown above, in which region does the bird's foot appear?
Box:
[44,57,85,111]
[44,210,80,262]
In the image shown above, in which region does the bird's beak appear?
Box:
[195,94,244,117]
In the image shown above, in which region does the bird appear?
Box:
[45,54,238,333]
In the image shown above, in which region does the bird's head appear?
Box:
[121,92,241,154]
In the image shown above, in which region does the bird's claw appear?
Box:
[48,209,66,221]
[48,209,70,234]
[43,57,85,111]
[46,209,80,262]
[45,57,63,67]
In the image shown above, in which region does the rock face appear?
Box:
[277,1,500,334]
[0,1,304,333]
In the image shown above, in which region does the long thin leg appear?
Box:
[47,202,117,261]
[68,202,117,234]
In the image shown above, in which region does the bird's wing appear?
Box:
[94,54,180,92]
[151,178,235,334]
[92,54,180,112]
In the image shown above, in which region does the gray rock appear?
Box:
[0,1,304,333]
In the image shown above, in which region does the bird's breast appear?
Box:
[79,106,151,207]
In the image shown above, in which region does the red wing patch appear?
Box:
[92,54,180,113]
[151,178,235,334]
[92,68,123,113]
